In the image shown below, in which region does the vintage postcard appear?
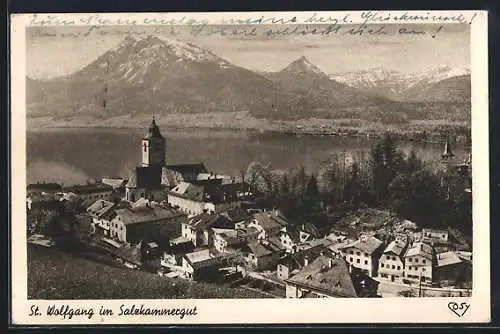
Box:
[10,11,489,325]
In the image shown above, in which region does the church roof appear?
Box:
[143,117,164,140]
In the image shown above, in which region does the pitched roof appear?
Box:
[169,182,206,201]
[300,222,323,239]
[244,240,279,258]
[342,236,383,255]
[166,163,208,182]
[285,255,358,297]
[184,249,232,269]
[115,206,186,226]
[436,251,463,267]
[383,240,407,257]
[186,213,227,230]
[101,178,127,189]
[221,207,251,223]
[279,245,331,271]
[404,242,433,260]
[86,199,115,219]
[251,211,289,232]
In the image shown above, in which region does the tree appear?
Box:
[388,170,442,226]
[280,173,290,195]
[305,174,319,198]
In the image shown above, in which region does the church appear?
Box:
[125,117,210,203]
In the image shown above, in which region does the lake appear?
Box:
[26,127,467,185]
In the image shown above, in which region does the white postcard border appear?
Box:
[10,10,490,325]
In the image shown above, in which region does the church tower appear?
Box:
[141,116,166,167]
[441,137,455,174]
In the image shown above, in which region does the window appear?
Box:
[422,268,426,272]
[442,235,445,238]
[391,265,395,269]
[415,259,419,263]
[364,260,368,265]
[423,260,426,264]
[364,253,368,257]
[356,259,360,264]
[397,266,401,270]
[356,252,360,256]
[408,258,412,262]
[392,256,396,261]
[381,263,385,268]
[386,255,390,260]
[143,142,147,152]
[350,251,354,255]
[349,257,353,262]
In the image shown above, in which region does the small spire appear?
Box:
[442,138,454,159]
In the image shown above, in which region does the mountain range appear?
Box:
[26,35,471,127]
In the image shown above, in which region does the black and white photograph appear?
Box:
[10,11,490,324]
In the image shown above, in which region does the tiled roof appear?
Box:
[404,242,433,261]
[342,236,383,255]
[285,255,358,298]
[221,207,251,223]
[186,213,227,230]
[436,251,463,267]
[300,222,323,239]
[166,163,208,182]
[244,240,279,258]
[383,240,407,257]
[115,206,186,226]
[252,211,289,232]
[279,245,331,271]
[169,182,206,201]
[184,249,232,269]
[86,199,115,219]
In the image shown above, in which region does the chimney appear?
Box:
[348,264,352,273]
[328,258,333,268]
[101,201,105,209]
[304,255,309,266]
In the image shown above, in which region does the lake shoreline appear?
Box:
[26,122,470,148]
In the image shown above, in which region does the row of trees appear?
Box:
[244,133,472,236]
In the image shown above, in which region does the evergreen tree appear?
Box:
[305,174,319,198]
[280,173,290,195]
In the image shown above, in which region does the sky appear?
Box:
[26,24,470,79]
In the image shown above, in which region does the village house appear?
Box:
[341,236,384,277]
[167,180,244,216]
[404,242,434,284]
[277,245,331,280]
[422,228,449,243]
[63,183,114,203]
[279,227,301,253]
[110,203,187,246]
[433,251,472,285]
[181,249,232,281]
[86,199,116,236]
[242,239,282,271]
[246,210,289,240]
[298,222,324,243]
[219,207,252,229]
[284,254,379,298]
[378,239,408,282]
[211,227,259,253]
[180,212,229,248]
